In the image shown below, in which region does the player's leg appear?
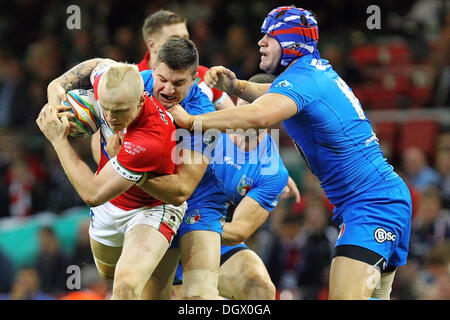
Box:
[328,251,383,300]
[111,203,186,300]
[329,179,412,300]
[111,224,170,299]
[218,247,276,300]
[88,204,124,280]
[371,268,396,300]
[89,237,122,280]
[141,248,180,300]
[180,230,221,300]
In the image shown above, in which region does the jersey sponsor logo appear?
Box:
[185,210,201,224]
[224,156,242,170]
[374,227,396,244]
[237,175,253,196]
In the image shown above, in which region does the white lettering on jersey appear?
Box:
[335,76,366,120]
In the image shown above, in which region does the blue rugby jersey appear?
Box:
[267,55,398,207]
[212,133,288,213]
[140,70,226,212]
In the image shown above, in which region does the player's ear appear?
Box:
[147,38,156,52]
[139,93,146,107]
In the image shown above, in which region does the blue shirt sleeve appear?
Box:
[246,166,289,212]
[181,84,216,115]
[268,68,318,114]
[140,70,154,92]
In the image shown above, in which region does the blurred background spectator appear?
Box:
[0,267,55,300]
[0,0,448,299]
[34,226,69,296]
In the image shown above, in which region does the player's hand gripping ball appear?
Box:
[63,89,101,137]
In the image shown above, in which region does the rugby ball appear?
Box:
[63,89,101,137]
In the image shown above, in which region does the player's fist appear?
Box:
[204,66,238,94]
[36,104,70,144]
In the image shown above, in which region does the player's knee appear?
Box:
[113,274,142,299]
[242,272,276,300]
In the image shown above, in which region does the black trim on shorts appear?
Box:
[333,245,396,273]
[172,246,250,286]
[220,246,249,266]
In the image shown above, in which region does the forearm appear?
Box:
[48,58,114,92]
[52,139,101,205]
[232,81,271,103]
[192,103,271,132]
[221,222,248,246]
[139,174,191,206]
[139,152,207,206]
[188,93,297,132]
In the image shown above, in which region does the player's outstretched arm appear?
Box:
[204,66,271,103]
[170,92,298,132]
[138,148,208,206]
[222,197,270,246]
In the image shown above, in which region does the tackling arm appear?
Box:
[171,92,298,132]
[99,134,207,206]
[221,196,270,246]
[204,66,271,103]
[138,148,208,206]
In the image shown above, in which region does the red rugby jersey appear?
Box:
[93,71,176,211]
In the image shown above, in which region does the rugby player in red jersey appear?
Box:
[37,63,187,300]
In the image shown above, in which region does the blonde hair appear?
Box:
[100,63,144,102]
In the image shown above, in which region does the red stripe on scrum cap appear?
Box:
[272,26,319,41]
[283,48,305,57]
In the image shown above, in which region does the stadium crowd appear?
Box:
[0,0,449,299]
